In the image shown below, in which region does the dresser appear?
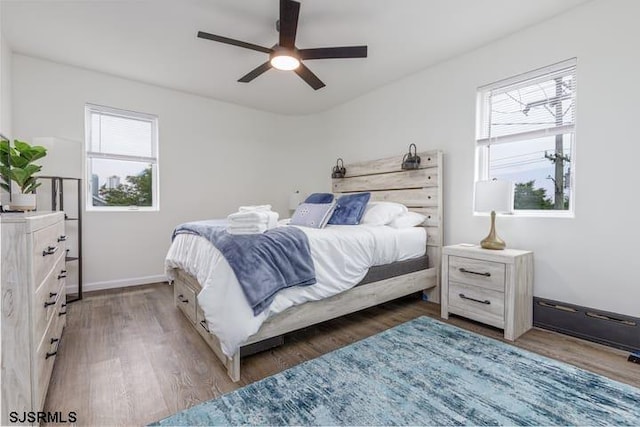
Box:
[441,244,533,341]
[1,212,67,424]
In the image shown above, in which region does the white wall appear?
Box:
[0,5,12,137]
[12,55,317,290]
[315,0,640,317]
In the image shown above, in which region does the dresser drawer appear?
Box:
[34,294,66,412]
[448,256,505,291]
[175,281,197,324]
[32,220,66,287]
[34,256,66,341]
[448,282,505,328]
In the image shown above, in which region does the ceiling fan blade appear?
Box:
[238,61,273,83]
[294,63,325,90]
[197,31,272,54]
[299,46,368,60]
[279,0,300,48]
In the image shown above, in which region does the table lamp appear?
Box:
[475,180,512,250]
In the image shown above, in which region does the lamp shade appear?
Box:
[289,191,302,211]
[475,180,513,213]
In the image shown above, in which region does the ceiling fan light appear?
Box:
[270,54,300,71]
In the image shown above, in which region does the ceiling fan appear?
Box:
[197,0,368,90]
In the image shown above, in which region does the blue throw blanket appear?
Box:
[172,220,316,315]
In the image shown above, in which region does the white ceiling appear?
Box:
[2,0,589,115]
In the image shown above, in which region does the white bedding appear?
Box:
[165,224,426,356]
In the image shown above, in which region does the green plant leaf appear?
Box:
[13,140,30,154]
[22,164,42,176]
[14,140,47,163]
[10,168,29,187]
[0,140,10,162]
[31,147,47,162]
[9,153,28,168]
[23,181,41,194]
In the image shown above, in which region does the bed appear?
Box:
[165,150,443,382]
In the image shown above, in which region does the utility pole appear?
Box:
[544,77,570,210]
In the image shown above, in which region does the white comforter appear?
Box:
[165,224,426,356]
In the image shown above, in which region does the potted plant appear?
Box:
[0,139,47,211]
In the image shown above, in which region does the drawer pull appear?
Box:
[459,267,491,277]
[199,320,210,333]
[45,351,57,360]
[459,293,491,305]
[58,235,67,242]
[50,338,60,344]
[58,310,67,316]
[49,292,58,298]
[58,273,67,279]
[42,246,58,256]
[177,294,189,304]
[44,301,56,308]
[62,303,67,308]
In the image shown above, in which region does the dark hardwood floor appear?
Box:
[44,283,640,426]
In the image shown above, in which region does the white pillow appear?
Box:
[360,202,408,226]
[388,211,427,228]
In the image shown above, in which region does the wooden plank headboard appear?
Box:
[331,150,443,302]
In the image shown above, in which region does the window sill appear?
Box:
[473,211,574,219]
[86,207,159,213]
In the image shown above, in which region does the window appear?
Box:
[476,59,576,215]
[85,104,159,211]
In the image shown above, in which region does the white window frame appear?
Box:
[475,59,577,218]
[84,104,159,212]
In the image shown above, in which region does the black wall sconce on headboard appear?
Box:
[331,158,346,179]
[401,143,421,170]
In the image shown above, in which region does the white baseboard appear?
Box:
[65,274,168,294]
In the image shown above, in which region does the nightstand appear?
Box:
[441,244,533,340]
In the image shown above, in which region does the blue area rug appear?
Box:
[152,316,640,426]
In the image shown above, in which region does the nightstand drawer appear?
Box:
[449,256,505,291]
[448,282,505,327]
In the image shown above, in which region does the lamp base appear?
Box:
[480,210,506,250]
[480,235,506,250]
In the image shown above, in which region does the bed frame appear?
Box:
[170,150,443,382]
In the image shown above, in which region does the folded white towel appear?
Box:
[228,211,279,229]
[228,211,268,223]
[265,211,279,229]
[239,204,272,212]
[227,223,268,235]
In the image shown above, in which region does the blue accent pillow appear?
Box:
[290,202,336,229]
[305,193,334,204]
[328,193,371,225]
